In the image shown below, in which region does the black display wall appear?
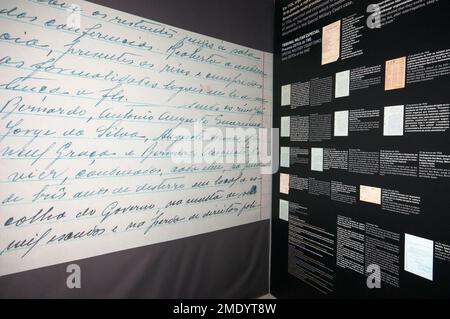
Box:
[272,0,450,298]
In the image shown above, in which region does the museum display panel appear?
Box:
[272,0,450,298]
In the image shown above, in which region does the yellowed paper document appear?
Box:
[280,173,290,194]
[360,185,382,205]
[385,57,406,90]
[322,20,341,65]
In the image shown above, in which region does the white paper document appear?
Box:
[311,148,324,172]
[384,105,404,136]
[281,84,291,106]
[279,200,289,221]
[281,116,291,137]
[335,70,350,98]
[404,234,434,281]
[334,110,349,136]
[280,147,290,168]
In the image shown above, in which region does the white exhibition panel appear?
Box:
[0,0,273,276]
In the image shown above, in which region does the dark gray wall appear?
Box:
[89,0,274,52]
[1,221,270,299]
[0,0,273,299]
